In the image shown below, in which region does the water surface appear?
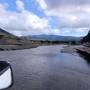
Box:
[0,45,90,90]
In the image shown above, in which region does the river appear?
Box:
[0,45,90,90]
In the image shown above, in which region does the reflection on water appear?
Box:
[0,45,90,90]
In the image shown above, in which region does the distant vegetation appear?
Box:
[22,34,83,45]
[30,39,81,45]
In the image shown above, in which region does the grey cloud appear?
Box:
[45,0,90,9]
[57,14,90,28]
[38,0,90,28]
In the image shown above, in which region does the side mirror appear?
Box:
[0,61,13,90]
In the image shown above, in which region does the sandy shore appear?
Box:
[61,45,81,53]
[61,45,90,56]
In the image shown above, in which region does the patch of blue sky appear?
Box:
[49,16,58,29]
[22,0,46,18]
[0,0,18,12]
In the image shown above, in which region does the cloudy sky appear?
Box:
[0,0,90,36]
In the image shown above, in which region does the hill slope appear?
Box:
[23,35,83,42]
[0,28,13,36]
[0,28,30,45]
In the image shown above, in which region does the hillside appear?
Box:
[0,28,38,50]
[0,28,14,36]
[82,31,90,43]
[23,35,83,42]
[0,28,31,45]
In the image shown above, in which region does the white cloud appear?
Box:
[0,0,89,36]
[0,2,52,36]
[37,0,90,28]
[37,0,47,10]
[26,12,49,30]
[16,0,25,12]
[59,28,90,36]
[51,29,60,35]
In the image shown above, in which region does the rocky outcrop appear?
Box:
[76,31,90,59]
[82,31,90,43]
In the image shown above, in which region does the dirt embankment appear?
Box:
[61,45,90,57]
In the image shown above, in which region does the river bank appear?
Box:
[0,43,66,51]
[0,44,39,51]
[61,45,90,58]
